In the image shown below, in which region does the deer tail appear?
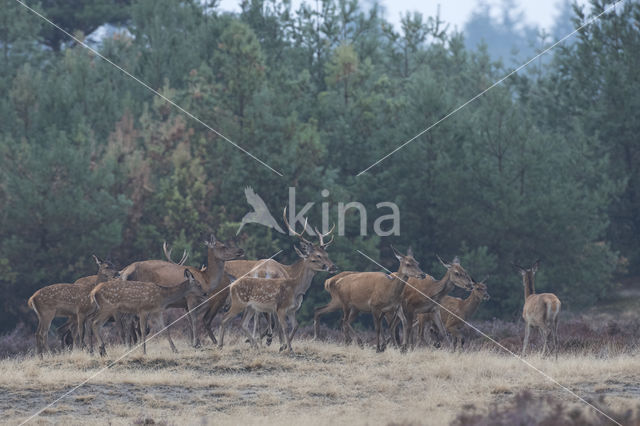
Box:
[90,288,100,311]
[28,294,40,320]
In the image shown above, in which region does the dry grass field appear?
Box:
[1,330,640,426]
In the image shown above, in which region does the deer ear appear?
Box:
[390,245,403,261]
[532,260,540,273]
[436,254,450,269]
[452,256,460,265]
[406,246,414,257]
[92,255,101,265]
[294,245,308,258]
[184,269,194,281]
[519,269,526,277]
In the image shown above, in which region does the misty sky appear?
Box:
[218,0,589,33]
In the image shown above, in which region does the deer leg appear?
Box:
[260,314,274,346]
[287,311,299,345]
[138,313,149,355]
[399,309,411,353]
[372,310,385,353]
[385,312,399,347]
[313,298,342,340]
[157,312,177,353]
[218,303,245,349]
[91,313,109,357]
[186,298,201,348]
[522,323,531,356]
[275,309,292,352]
[553,317,559,360]
[432,310,451,349]
[74,313,86,349]
[240,310,258,349]
[345,308,362,347]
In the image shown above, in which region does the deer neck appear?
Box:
[159,280,194,306]
[462,291,483,315]
[391,270,409,290]
[435,270,455,297]
[288,258,307,279]
[523,273,535,299]
[292,262,317,296]
[204,250,226,290]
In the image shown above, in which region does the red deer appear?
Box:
[118,234,244,347]
[417,279,490,350]
[27,256,118,356]
[387,256,475,349]
[314,247,426,352]
[514,261,561,358]
[89,269,205,355]
[217,236,337,352]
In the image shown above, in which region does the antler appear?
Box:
[283,207,312,244]
[313,223,335,247]
[163,241,189,266]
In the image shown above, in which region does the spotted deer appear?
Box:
[314,247,426,352]
[217,235,337,352]
[27,256,119,356]
[119,234,244,347]
[514,260,561,358]
[89,269,206,356]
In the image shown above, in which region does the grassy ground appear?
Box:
[1,333,639,425]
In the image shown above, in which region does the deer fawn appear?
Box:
[314,247,426,352]
[119,234,244,347]
[217,235,337,352]
[514,261,561,358]
[418,279,490,350]
[89,269,205,356]
[27,256,119,356]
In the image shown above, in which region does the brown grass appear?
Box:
[1,334,639,425]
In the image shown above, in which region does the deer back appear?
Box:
[225,259,289,279]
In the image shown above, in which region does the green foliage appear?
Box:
[0,0,634,332]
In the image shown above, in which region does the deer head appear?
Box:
[472,279,490,301]
[513,260,539,292]
[437,255,474,290]
[391,246,426,279]
[183,269,207,297]
[92,255,120,280]
[294,244,338,273]
[204,234,245,261]
[283,207,337,273]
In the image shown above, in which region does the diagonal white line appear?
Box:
[19,250,283,425]
[355,249,621,426]
[356,0,625,176]
[13,0,284,177]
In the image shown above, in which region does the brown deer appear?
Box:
[514,260,561,358]
[315,247,426,352]
[417,279,490,350]
[217,236,337,352]
[119,234,244,347]
[27,256,119,356]
[386,256,475,349]
[89,269,206,356]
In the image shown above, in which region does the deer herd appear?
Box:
[27,213,562,359]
